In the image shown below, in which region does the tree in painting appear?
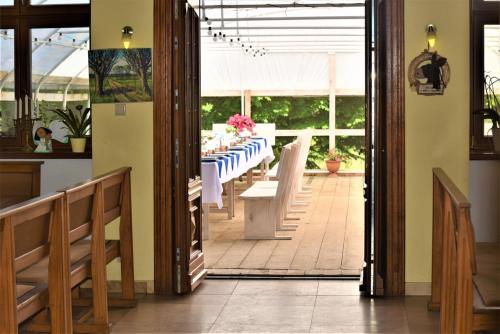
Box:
[88,49,119,96]
[123,49,152,97]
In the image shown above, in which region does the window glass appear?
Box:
[0,29,16,137]
[31,0,89,4]
[0,0,14,6]
[201,96,241,130]
[484,25,500,136]
[251,96,329,130]
[31,27,90,126]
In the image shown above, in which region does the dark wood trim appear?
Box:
[470,0,500,151]
[470,150,500,161]
[0,152,91,159]
[153,0,175,295]
[375,0,406,297]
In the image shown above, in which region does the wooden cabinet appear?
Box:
[0,161,43,209]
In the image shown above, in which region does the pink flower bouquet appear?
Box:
[226,114,256,134]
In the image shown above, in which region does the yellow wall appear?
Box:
[405,0,470,284]
[91,0,154,281]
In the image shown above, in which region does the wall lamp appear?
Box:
[426,24,437,50]
[122,26,134,49]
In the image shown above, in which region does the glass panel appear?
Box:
[0,29,16,137]
[31,0,89,4]
[336,136,365,171]
[484,25,500,136]
[0,0,14,6]
[336,96,365,129]
[201,96,241,130]
[251,96,329,130]
[31,27,90,133]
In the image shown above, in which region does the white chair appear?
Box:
[240,142,300,239]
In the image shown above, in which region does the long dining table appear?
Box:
[201,137,274,240]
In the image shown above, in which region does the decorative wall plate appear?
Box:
[408,51,451,96]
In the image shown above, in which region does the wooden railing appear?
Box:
[430,168,500,334]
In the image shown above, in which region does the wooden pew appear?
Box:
[0,193,72,333]
[430,168,500,333]
[0,161,43,209]
[17,167,135,333]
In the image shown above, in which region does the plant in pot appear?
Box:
[475,75,500,152]
[52,105,91,153]
[325,149,342,174]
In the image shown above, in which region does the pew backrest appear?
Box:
[0,193,72,332]
[431,168,476,333]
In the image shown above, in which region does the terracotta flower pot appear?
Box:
[70,138,86,153]
[325,160,341,174]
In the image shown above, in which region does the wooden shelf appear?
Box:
[470,150,500,161]
[0,152,92,160]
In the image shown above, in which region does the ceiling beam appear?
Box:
[195,2,365,9]
[206,15,364,22]
[201,26,365,30]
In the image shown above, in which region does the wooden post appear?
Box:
[244,90,252,118]
[328,53,337,151]
[119,170,135,302]
[0,218,17,334]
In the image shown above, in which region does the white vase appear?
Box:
[493,128,500,152]
[70,138,87,153]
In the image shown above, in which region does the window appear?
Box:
[0,0,90,154]
[471,0,500,151]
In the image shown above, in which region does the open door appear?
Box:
[362,0,375,296]
[172,0,207,294]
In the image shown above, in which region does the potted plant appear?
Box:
[52,105,91,153]
[475,75,500,151]
[325,149,342,174]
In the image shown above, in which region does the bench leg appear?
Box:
[246,169,254,187]
[119,172,135,303]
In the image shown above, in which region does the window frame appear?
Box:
[470,0,500,152]
[0,0,90,155]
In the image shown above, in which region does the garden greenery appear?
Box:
[201,95,366,170]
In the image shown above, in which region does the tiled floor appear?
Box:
[205,175,365,276]
[109,279,439,333]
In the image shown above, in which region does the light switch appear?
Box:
[115,103,126,116]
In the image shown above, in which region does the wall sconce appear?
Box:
[121,26,134,49]
[426,24,437,50]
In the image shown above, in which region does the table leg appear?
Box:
[227,179,235,219]
[246,169,253,187]
[202,204,210,240]
[260,162,266,181]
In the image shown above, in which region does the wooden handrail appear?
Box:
[432,168,470,208]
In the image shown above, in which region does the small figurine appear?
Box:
[34,127,53,153]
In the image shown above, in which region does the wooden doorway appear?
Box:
[153,0,405,296]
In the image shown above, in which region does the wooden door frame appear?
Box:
[153,0,406,296]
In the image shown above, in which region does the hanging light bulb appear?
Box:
[207,26,213,36]
[205,16,212,26]
[47,38,52,46]
[57,32,63,41]
[218,31,223,40]
[2,31,8,40]
[213,33,218,42]
[229,38,234,46]
[222,33,226,42]
[72,38,76,46]
[241,43,245,48]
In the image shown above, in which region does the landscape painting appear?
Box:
[89,48,152,103]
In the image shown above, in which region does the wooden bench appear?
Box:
[17,167,135,333]
[240,142,301,239]
[430,168,500,333]
[0,193,72,333]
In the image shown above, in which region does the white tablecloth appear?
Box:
[202,138,274,208]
